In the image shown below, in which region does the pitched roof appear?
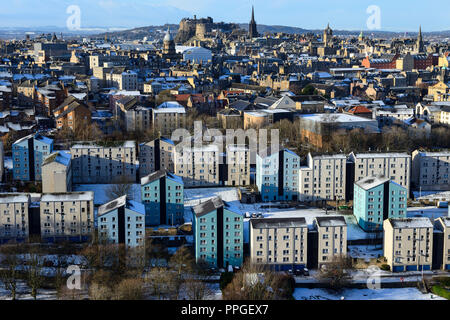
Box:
[193,197,225,217]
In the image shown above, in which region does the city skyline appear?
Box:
[1,0,450,32]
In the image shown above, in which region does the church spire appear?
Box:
[252,5,255,22]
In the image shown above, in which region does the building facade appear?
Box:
[383,218,433,272]
[0,193,31,243]
[40,192,94,243]
[98,195,145,248]
[70,141,137,184]
[138,138,175,178]
[412,150,450,191]
[353,175,407,232]
[256,149,300,202]
[313,216,347,268]
[141,170,184,226]
[12,133,54,181]
[250,217,308,271]
[42,151,72,193]
[192,197,243,269]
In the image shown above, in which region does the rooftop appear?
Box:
[250,217,307,229]
[389,217,433,229]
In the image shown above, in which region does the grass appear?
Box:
[432,285,450,300]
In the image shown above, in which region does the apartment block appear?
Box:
[354,175,407,231]
[412,150,450,191]
[433,217,450,270]
[313,216,347,268]
[138,137,175,178]
[141,170,184,226]
[71,141,137,184]
[256,148,300,202]
[299,153,347,203]
[42,151,72,193]
[174,144,219,187]
[383,218,433,272]
[40,192,94,242]
[12,133,54,181]
[152,101,186,136]
[98,195,145,248]
[250,217,308,271]
[192,197,243,269]
[0,193,31,243]
[223,144,250,186]
[348,152,411,198]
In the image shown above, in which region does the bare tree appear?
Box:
[184,277,213,300]
[106,177,134,202]
[317,255,354,290]
[26,251,44,300]
[168,246,195,299]
[0,251,21,300]
[113,277,144,300]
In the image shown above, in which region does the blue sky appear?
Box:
[1,0,449,31]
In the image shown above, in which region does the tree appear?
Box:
[168,246,195,299]
[184,277,213,300]
[317,255,354,291]
[146,267,171,299]
[114,278,144,300]
[26,251,44,300]
[222,261,295,300]
[0,250,21,300]
[106,177,134,201]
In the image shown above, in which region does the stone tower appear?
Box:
[323,23,333,47]
[163,27,176,55]
[248,6,258,39]
[416,25,424,53]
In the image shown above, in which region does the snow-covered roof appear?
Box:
[388,217,433,229]
[41,192,94,202]
[355,174,390,191]
[0,193,30,203]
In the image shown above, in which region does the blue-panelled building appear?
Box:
[12,133,54,181]
[192,197,243,269]
[97,195,145,248]
[256,148,300,202]
[141,169,184,226]
[354,175,407,232]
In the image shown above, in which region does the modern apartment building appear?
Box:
[98,195,145,248]
[138,137,175,178]
[152,101,186,136]
[42,151,72,193]
[312,216,347,268]
[433,216,450,270]
[348,152,411,198]
[411,150,450,191]
[40,192,94,243]
[223,144,250,186]
[256,148,300,202]
[0,193,31,243]
[383,218,433,272]
[250,217,308,271]
[70,141,137,184]
[298,153,347,203]
[353,175,407,231]
[192,197,243,269]
[114,96,151,132]
[141,169,184,226]
[174,143,220,187]
[12,133,54,181]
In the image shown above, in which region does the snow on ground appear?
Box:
[183,187,369,242]
[348,245,383,259]
[407,206,449,220]
[413,190,450,201]
[73,184,142,205]
[293,288,445,300]
[0,281,57,300]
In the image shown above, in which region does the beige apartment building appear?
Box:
[313,216,347,268]
[152,102,186,137]
[42,151,72,193]
[250,218,308,269]
[225,145,250,186]
[434,216,450,270]
[0,193,31,242]
[349,152,411,195]
[174,144,219,187]
[106,70,138,91]
[40,192,94,242]
[70,141,137,184]
[411,150,450,191]
[383,218,433,272]
[299,153,347,203]
[138,138,175,178]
